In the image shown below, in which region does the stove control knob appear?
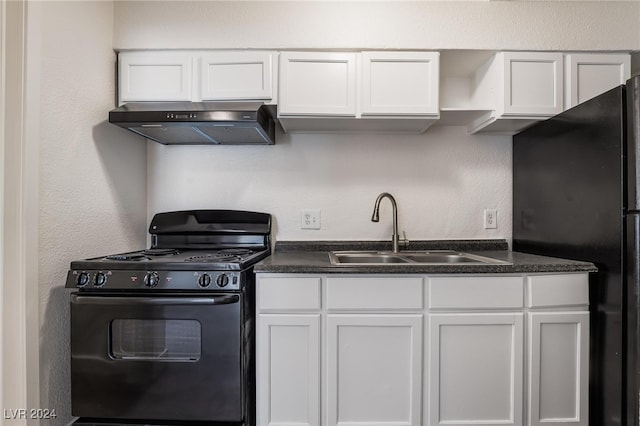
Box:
[144,271,159,288]
[94,272,107,287]
[216,273,229,288]
[76,272,89,287]
[198,273,212,288]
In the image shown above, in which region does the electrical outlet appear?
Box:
[301,209,321,230]
[484,209,497,229]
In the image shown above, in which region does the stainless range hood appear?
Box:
[108,102,277,145]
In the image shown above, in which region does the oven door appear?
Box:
[70,292,246,422]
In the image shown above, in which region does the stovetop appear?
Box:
[65,248,269,292]
[65,210,272,292]
[74,247,269,270]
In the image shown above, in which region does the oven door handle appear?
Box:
[70,294,240,306]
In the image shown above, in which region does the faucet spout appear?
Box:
[371,192,400,253]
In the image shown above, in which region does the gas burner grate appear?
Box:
[184,249,255,263]
[219,248,255,256]
[106,253,149,261]
[184,253,242,263]
[142,248,180,256]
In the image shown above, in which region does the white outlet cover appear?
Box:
[301,209,321,230]
[484,209,497,229]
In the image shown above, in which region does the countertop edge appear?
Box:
[254,264,598,274]
[255,241,597,274]
[273,239,509,252]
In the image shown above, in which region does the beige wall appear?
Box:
[1,0,35,420]
[114,1,640,51]
[114,1,640,243]
[11,2,640,424]
[147,127,512,242]
[35,2,147,424]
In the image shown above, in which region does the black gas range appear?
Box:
[66,209,271,293]
[66,210,270,425]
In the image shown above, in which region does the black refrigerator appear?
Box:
[513,75,640,426]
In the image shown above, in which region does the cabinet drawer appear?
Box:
[429,276,524,309]
[526,274,589,308]
[326,277,423,310]
[257,276,321,311]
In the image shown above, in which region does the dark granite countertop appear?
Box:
[254,240,597,274]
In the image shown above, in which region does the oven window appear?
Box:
[110,319,201,361]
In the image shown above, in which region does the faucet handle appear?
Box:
[400,230,410,248]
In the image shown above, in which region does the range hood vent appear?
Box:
[108,102,277,145]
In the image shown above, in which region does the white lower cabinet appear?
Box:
[257,314,321,426]
[428,313,524,426]
[327,314,423,426]
[528,312,589,426]
[256,273,589,426]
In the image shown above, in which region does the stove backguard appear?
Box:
[149,210,271,250]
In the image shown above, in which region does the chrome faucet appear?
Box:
[371,192,402,253]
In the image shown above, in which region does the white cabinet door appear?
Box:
[501,52,564,117]
[528,312,589,426]
[279,52,357,116]
[469,51,563,134]
[429,313,524,426]
[118,52,192,103]
[257,314,321,426]
[200,51,275,101]
[361,51,439,116]
[327,314,423,426]
[565,53,630,108]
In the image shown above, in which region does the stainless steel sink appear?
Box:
[332,254,410,264]
[402,253,492,264]
[329,250,509,266]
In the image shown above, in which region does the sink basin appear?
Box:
[329,250,509,266]
[402,253,491,264]
[332,254,409,264]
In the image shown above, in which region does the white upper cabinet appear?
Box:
[117,49,631,134]
[469,52,564,134]
[565,53,630,109]
[500,52,564,116]
[361,51,439,116]
[278,51,357,116]
[118,51,193,103]
[199,51,276,102]
[278,51,439,132]
[117,50,277,105]
[444,51,630,134]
